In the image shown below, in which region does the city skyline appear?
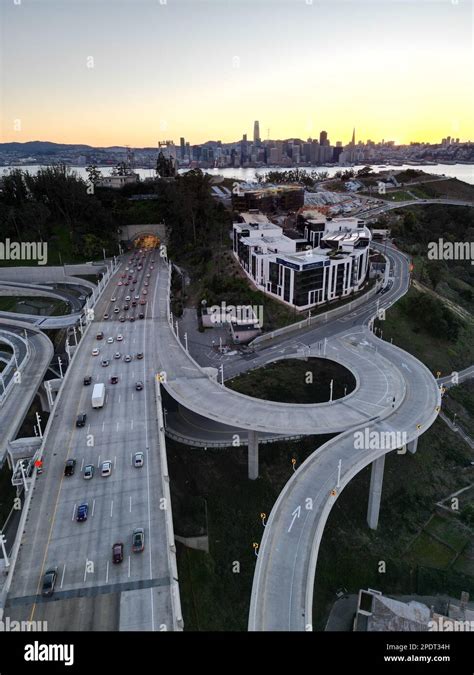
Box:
[1,0,473,147]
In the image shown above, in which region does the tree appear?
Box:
[86,164,102,185]
[156,151,176,178]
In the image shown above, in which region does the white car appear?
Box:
[116,334,123,342]
[111,296,116,302]
[101,460,112,477]
[107,337,114,344]
[134,294,140,300]
[133,452,144,468]
[125,295,131,302]
[83,464,94,480]
[92,348,99,356]
[114,352,121,359]
[124,354,132,363]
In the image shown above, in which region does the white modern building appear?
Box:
[232,210,372,310]
[97,173,139,189]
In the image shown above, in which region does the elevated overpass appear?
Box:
[152,246,442,632]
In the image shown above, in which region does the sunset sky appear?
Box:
[1,0,473,147]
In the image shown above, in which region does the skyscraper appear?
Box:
[180,137,185,159]
[351,128,356,146]
[319,130,328,146]
[254,120,261,143]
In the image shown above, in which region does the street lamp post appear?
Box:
[184,332,188,352]
[58,356,64,379]
[36,411,43,438]
[219,364,224,386]
[329,379,334,402]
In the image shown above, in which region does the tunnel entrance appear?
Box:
[133,234,160,249]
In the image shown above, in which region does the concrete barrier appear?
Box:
[154,377,184,631]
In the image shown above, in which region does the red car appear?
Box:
[112,542,124,564]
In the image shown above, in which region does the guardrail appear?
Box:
[0,332,30,407]
[249,279,383,348]
[164,427,303,448]
[154,377,184,631]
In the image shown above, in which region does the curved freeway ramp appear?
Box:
[248,333,441,630]
[0,319,54,463]
[156,264,406,437]
[0,280,89,328]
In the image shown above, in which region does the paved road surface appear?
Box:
[5,250,174,630]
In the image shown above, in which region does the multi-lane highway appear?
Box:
[5,249,175,630]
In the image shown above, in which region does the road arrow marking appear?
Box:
[288,505,301,532]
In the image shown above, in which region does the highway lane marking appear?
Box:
[87,423,90,434]
[131,418,134,429]
[130,496,132,512]
[83,561,88,583]
[102,421,105,431]
[131,393,134,401]
[287,505,301,532]
[60,565,66,589]
[106,561,109,584]
[71,503,77,521]
[80,457,84,471]
[118,394,121,403]
[128,556,131,578]
[114,455,117,467]
[110,500,114,518]
[30,344,94,621]
[116,421,119,431]
[92,499,96,516]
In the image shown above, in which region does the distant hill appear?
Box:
[0,141,95,154]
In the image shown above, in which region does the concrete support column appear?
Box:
[37,384,51,413]
[367,454,385,530]
[248,430,259,480]
[407,438,418,454]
